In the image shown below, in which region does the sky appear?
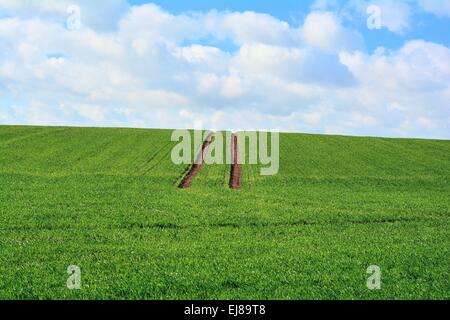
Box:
[0,0,449,139]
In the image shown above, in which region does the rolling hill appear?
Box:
[0,125,448,299]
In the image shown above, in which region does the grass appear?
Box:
[0,125,449,300]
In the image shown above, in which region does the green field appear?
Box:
[0,125,449,300]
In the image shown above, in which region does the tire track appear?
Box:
[178,133,215,189]
[229,134,242,189]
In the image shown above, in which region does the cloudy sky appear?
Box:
[0,0,449,138]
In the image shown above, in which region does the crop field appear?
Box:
[0,125,449,300]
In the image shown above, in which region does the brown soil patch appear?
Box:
[178,133,214,189]
[229,134,242,189]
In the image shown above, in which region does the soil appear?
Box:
[178,133,214,189]
[229,134,242,189]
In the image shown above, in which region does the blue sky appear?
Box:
[0,0,449,138]
[129,0,310,19]
[129,0,450,51]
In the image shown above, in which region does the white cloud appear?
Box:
[301,11,363,51]
[0,2,449,139]
[0,0,128,31]
[312,0,412,34]
[350,113,378,127]
[371,0,412,34]
[174,45,227,64]
[340,40,450,92]
[205,10,294,46]
[417,116,437,130]
[302,112,323,125]
[311,0,340,11]
[338,40,450,137]
[419,0,450,18]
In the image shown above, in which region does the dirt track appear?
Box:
[178,133,214,189]
[178,132,242,189]
[178,134,214,189]
[229,134,242,189]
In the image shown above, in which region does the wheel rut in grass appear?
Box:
[178,133,214,189]
[229,134,242,189]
